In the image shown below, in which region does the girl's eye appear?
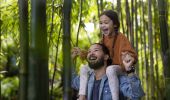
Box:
[104,22,109,24]
[94,49,99,52]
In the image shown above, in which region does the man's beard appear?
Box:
[88,57,104,70]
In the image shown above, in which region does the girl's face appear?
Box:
[99,15,116,36]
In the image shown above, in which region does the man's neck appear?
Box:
[94,65,107,80]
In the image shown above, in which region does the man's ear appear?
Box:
[104,55,109,60]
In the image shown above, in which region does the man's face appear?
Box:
[87,44,105,70]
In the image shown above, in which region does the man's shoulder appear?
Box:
[118,73,140,84]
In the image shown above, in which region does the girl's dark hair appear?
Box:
[100,10,120,30]
[100,10,119,60]
[92,43,112,66]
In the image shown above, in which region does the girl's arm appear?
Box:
[120,34,138,64]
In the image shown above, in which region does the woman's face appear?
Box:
[99,15,115,36]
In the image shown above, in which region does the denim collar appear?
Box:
[87,72,107,100]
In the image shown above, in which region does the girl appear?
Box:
[73,10,137,100]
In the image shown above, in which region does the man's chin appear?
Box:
[88,62,104,70]
[88,61,96,65]
[88,57,104,70]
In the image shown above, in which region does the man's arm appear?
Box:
[119,74,145,100]
[71,74,80,91]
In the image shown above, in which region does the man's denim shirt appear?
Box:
[72,71,145,100]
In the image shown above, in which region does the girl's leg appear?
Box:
[79,64,91,100]
[106,65,122,100]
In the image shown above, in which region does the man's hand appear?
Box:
[121,52,135,71]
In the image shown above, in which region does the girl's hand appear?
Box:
[121,52,135,71]
[71,47,81,59]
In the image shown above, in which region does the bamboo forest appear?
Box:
[0,0,170,100]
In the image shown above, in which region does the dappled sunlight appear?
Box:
[0,0,169,99]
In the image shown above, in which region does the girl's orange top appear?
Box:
[102,32,138,66]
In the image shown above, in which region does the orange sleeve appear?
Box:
[120,34,138,64]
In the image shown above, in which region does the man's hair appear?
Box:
[100,10,120,30]
[92,43,112,66]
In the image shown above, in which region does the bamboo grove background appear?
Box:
[0,0,170,100]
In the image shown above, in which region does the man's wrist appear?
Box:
[126,66,135,74]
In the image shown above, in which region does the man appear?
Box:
[72,43,144,100]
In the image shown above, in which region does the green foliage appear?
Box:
[1,77,19,99]
[0,0,168,99]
